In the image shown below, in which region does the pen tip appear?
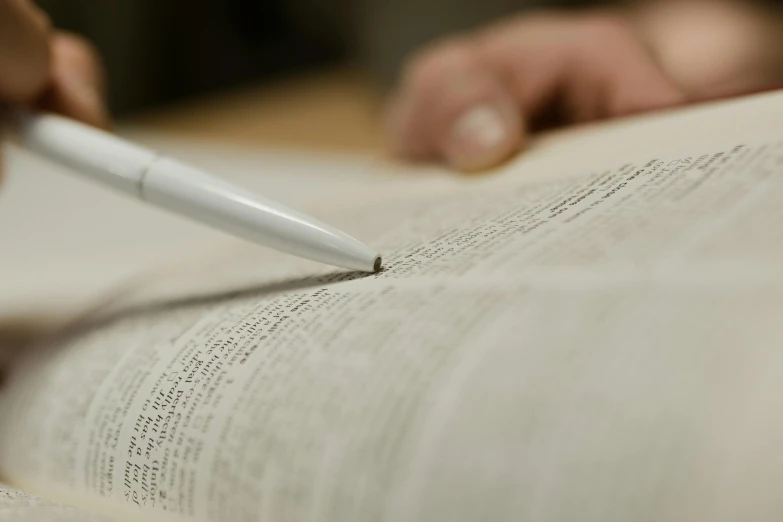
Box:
[373,256,383,272]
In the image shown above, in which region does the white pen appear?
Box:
[13,111,382,273]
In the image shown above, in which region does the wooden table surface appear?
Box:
[125,68,388,154]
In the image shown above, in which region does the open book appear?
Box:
[1,90,783,522]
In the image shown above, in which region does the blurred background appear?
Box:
[34,0,783,117]
[36,0,585,115]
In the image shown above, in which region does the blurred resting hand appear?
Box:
[387,1,783,171]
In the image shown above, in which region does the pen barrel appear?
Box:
[14,110,380,273]
[15,112,157,195]
[141,158,380,272]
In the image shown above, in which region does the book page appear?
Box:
[0,483,117,521]
[0,91,782,522]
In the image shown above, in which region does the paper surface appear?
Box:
[0,91,782,522]
[0,483,116,521]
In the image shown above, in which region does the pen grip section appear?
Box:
[16,112,158,195]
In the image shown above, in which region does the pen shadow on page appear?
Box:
[83,267,381,330]
[138,269,373,312]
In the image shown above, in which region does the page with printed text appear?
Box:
[0,91,781,522]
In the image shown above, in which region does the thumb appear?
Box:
[0,0,51,103]
[388,43,523,172]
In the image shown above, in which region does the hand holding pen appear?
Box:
[0,0,107,184]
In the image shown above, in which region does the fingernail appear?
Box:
[446,105,511,171]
